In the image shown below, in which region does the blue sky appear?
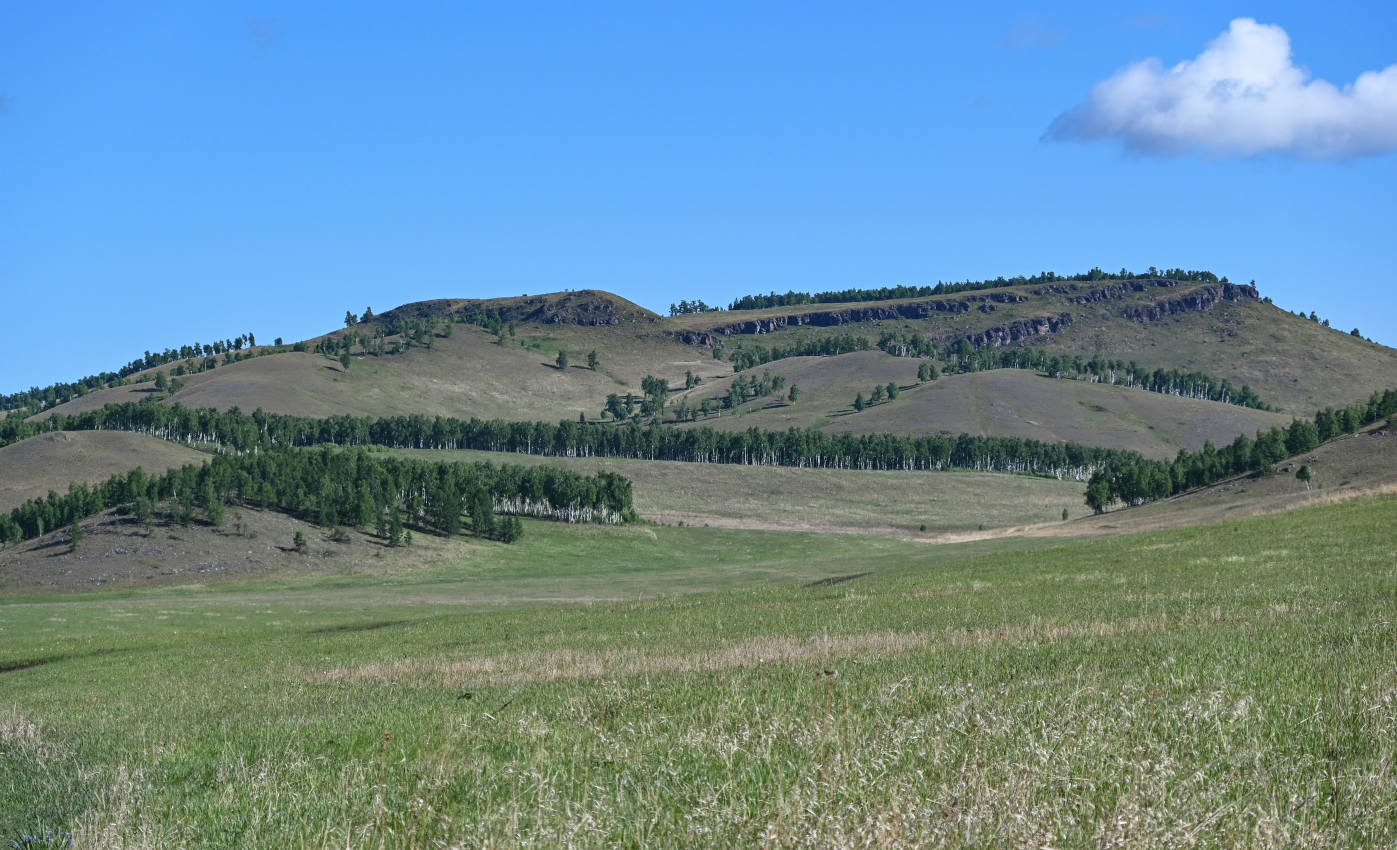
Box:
[3,2,1395,393]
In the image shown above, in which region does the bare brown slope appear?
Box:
[0,431,208,511]
[679,352,1291,459]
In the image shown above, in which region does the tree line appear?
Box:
[1085,388,1397,512]
[729,335,871,371]
[940,344,1272,410]
[726,267,1225,311]
[0,445,634,548]
[2,332,264,417]
[8,402,1144,481]
[727,330,1270,410]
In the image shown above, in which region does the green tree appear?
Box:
[853,392,865,412]
[154,371,168,393]
[953,339,974,368]
[1296,464,1312,490]
[787,384,800,403]
[556,350,570,370]
[1085,478,1111,514]
[203,482,224,527]
[886,381,899,400]
[344,310,358,327]
[133,496,153,527]
[339,351,351,371]
[355,483,376,529]
[587,350,599,370]
[293,531,308,553]
[386,506,404,547]
[68,521,83,552]
[871,384,885,404]
[469,487,495,538]
[917,360,937,382]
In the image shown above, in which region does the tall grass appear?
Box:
[2,495,1394,847]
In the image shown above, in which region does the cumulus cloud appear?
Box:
[1046,17,1397,158]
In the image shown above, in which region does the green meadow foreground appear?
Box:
[3,495,1395,848]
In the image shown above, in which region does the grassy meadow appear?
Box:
[386,446,1087,533]
[3,494,1395,848]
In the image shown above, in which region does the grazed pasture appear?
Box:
[3,495,1394,848]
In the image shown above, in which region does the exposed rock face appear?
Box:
[672,330,718,347]
[1121,283,1258,323]
[696,292,1027,338]
[1065,279,1178,304]
[956,313,1074,349]
[665,280,1254,350]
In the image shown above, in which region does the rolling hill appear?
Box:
[27,281,1395,457]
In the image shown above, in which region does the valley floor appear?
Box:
[3,495,1396,848]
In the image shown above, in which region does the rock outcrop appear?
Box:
[1065,279,1179,305]
[1121,283,1258,323]
[691,292,1027,339]
[956,313,1074,349]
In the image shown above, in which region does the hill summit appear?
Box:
[373,289,659,328]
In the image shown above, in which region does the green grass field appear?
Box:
[4,495,1395,848]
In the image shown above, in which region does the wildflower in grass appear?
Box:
[10,828,72,848]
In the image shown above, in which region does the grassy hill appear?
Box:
[1042,421,1397,538]
[0,432,209,513]
[29,281,1390,471]
[678,353,1292,458]
[670,281,1397,415]
[5,281,1397,846]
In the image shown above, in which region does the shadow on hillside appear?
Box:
[0,647,131,675]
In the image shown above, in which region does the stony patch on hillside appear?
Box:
[374,290,659,328]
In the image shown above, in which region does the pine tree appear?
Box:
[556,350,570,370]
[387,505,404,547]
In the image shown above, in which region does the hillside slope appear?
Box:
[28,283,1396,455]
[0,431,209,512]
[679,354,1292,458]
[1037,423,1397,537]
[673,280,1397,415]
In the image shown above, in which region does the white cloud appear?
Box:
[1047,18,1397,158]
